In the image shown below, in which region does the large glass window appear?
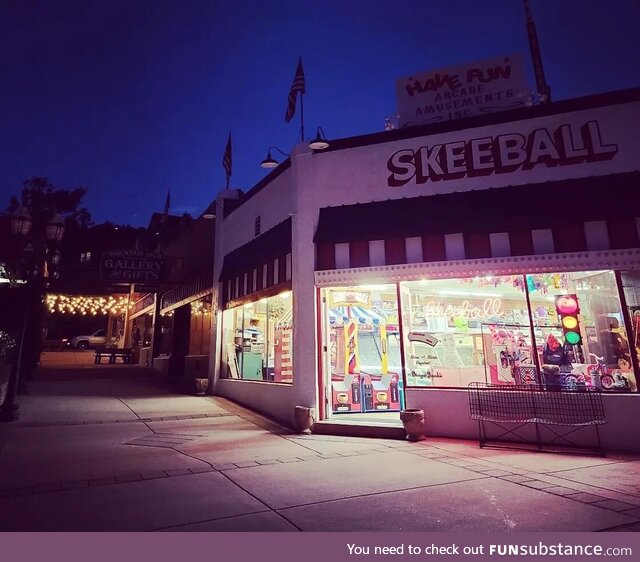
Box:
[157,312,174,356]
[527,271,635,392]
[401,276,534,387]
[620,271,640,376]
[131,313,153,348]
[400,270,636,392]
[221,291,293,384]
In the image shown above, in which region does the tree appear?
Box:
[6,177,92,228]
[1,178,93,409]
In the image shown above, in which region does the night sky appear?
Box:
[2,0,639,226]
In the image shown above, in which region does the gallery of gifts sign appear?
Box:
[100,249,164,284]
[396,54,530,128]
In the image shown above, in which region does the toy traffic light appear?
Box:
[555,294,582,345]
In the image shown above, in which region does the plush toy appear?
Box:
[542,334,568,366]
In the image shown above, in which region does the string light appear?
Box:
[46,294,130,316]
[190,300,212,315]
[160,300,212,317]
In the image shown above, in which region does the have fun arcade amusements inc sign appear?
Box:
[396,55,530,128]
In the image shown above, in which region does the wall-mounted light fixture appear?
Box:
[260,146,290,169]
[309,127,329,150]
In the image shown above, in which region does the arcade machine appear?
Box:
[330,317,362,413]
[359,319,402,412]
[329,299,403,414]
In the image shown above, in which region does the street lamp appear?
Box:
[0,208,65,421]
[11,207,32,236]
[46,213,65,241]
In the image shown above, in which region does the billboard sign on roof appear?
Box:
[396,54,530,128]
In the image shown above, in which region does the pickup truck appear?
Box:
[69,329,107,349]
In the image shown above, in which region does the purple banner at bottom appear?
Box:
[2,532,639,562]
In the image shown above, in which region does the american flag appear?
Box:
[222,133,232,181]
[285,57,305,123]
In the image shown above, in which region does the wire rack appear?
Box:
[468,382,607,455]
[468,382,606,427]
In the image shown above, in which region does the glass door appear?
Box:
[322,285,403,415]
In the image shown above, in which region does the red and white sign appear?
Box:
[387,119,618,188]
[396,55,530,128]
[329,291,370,307]
[274,326,293,383]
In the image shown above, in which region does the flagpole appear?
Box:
[300,92,305,142]
[226,175,230,189]
[523,0,551,104]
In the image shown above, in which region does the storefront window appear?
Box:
[401,276,534,387]
[158,312,174,356]
[221,291,293,384]
[131,313,153,348]
[267,293,293,383]
[527,270,635,393]
[397,270,635,392]
[620,271,640,373]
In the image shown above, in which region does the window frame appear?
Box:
[219,281,293,385]
[395,270,638,393]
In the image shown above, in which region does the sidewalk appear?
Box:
[1,366,640,532]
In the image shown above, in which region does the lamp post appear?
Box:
[0,208,65,421]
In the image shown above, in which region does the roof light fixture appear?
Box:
[260,146,289,169]
[308,126,329,150]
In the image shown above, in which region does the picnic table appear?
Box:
[94,348,134,364]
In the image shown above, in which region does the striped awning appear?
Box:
[220,218,291,282]
[329,306,383,322]
[220,218,292,306]
[315,172,640,272]
[160,269,213,313]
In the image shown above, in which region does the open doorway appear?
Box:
[321,285,404,417]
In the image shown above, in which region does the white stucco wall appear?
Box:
[209,94,640,435]
[209,164,310,426]
[302,100,640,210]
[217,168,294,258]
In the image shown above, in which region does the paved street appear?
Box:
[1,366,640,531]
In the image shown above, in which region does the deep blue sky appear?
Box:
[2,0,639,226]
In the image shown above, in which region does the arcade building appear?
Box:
[209,87,640,452]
